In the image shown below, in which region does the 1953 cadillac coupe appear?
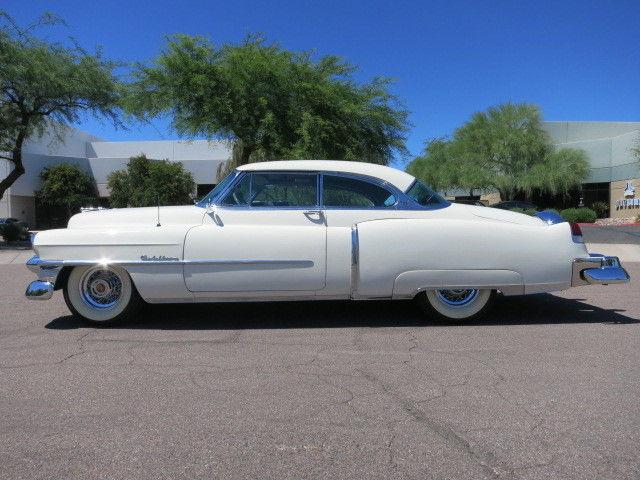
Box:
[26,160,630,325]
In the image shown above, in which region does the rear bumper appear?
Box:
[572,254,630,286]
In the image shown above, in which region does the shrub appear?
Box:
[1,222,27,242]
[511,208,537,216]
[107,155,195,208]
[590,201,609,218]
[560,207,597,223]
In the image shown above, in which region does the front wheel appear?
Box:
[63,265,143,326]
[416,288,495,321]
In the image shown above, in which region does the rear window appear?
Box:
[405,180,446,206]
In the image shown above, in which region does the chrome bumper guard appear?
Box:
[25,255,62,301]
[572,254,630,286]
[25,280,54,300]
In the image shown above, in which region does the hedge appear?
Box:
[559,208,597,223]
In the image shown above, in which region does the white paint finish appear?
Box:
[393,270,524,298]
[67,205,206,229]
[183,208,326,293]
[355,218,587,298]
[238,160,416,192]
[126,264,193,303]
[33,226,187,264]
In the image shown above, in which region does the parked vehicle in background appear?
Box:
[453,199,486,206]
[0,218,29,241]
[491,200,538,211]
[26,160,630,326]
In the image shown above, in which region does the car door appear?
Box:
[183,171,327,294]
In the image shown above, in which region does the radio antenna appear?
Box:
[156,194,161,227]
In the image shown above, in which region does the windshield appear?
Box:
[197,170,240,207]
[405,180,446,207]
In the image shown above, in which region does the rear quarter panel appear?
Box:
[355,218,587,298]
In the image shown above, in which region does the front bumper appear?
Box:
[25,280,54,300]
[25,255,62,301]
[572,254,630,286]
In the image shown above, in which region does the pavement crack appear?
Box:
[355,367,513,479]
[56,330,93,365]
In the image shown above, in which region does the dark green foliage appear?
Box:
[511,208,538,216]
[560,208,597,223]
[1,222,26,242]
[107,155,195,208]
[123,35,409,166]
[0,11,120,200]
[36,163,98,216]
[407,103,590,200]
[590,201,609,218]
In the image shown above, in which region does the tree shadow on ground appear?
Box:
[45,293,639,330]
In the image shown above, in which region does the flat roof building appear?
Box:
[544,121,640,218]
[0,124,232,227]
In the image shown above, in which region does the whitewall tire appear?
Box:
[418,289,495,321]
[63,265,142,326]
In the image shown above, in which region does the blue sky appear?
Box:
[7,0,640,166]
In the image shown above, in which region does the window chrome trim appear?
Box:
[211,169,450,211]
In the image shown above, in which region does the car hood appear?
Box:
[67,205,207,229]
[465,205,545,226]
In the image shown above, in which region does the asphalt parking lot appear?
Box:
[2,262,640,479]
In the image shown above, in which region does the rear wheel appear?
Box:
[417,288,495,321]
[63,265,143,326]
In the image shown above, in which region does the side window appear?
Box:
[251,173,317,207]
[222,173,318,207]
[221,174,251,206]
[323,175,396,208]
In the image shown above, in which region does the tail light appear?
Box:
[570,222,583,242]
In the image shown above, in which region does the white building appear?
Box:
[0,125,231,227]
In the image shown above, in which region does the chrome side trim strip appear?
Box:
[350,226,359,298]
[28,255,313,268]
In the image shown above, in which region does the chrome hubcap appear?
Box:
[435,289,479,307]
[79,267,123,309]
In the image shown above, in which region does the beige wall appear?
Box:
[610,178,640,219]
[9,195,36,227]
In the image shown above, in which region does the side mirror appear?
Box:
[206,202,215,214]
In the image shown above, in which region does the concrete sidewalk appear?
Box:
[0,250,32,265]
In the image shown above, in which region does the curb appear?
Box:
[580,223,640,228]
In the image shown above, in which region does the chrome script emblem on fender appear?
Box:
[140,255,179,262]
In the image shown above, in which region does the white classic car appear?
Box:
[26,160,629,325]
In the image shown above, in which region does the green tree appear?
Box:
[122,35,409,167]
[408,103,589,200]
[0,11,120,201]
[107,155,195,208]
[36,163,98,217]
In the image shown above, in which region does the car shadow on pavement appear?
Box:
[45,293,639,330]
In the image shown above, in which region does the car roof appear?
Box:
[237,160,416,192]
